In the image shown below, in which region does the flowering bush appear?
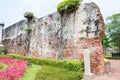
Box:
[0,58,27,80]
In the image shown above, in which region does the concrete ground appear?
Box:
[92,60,120,80]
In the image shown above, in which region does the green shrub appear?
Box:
[2,54,84,72]
[57,0,82,15]
[64,60,84,72]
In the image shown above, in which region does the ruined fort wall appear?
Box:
[3,2,105,74]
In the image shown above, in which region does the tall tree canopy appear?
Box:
[102,34,110,55]
[106,13,120,52]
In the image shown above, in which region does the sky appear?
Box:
[0,0,120,27]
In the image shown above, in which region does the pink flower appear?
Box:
[0,58,28,80]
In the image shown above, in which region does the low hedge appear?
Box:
[0,54,84,72]
[105,56,120,60]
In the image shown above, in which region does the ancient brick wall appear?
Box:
[3,20,27,55]
[3,2,105,74]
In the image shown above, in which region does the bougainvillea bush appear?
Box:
[0,58,27,80]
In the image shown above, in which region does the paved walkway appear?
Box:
[92,60,120,80]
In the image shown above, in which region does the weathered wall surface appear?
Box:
[3,2,105,74]
[3,20,27,55]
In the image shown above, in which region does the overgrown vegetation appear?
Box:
[24,11,36,22]
[57,0,82,15]
[24,12,34,19]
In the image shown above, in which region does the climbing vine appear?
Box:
[57,0,82,15]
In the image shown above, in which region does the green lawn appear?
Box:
[20,64,82,80]
[20,64,41,80]
[35,65,83,80]
[0,63,8,71]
